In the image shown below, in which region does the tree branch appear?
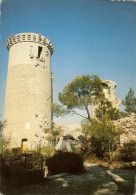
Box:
[70,110,88,119]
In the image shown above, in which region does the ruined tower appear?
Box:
[91,80,121,118]
[4,33,54,149]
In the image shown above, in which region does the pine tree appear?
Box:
[122,88,136,114]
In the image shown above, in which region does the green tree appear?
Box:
[52,74,104,121]
[43,126,63,146]
[80,115,122,159]
[0,120,7,155]
[122,87,136,114]
[0,120,6,138]
[95,98,120,121]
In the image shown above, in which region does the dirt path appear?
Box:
[1,163,136,195]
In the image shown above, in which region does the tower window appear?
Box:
[38,46,43,58]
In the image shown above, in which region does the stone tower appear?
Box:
[4,33,54,149]
[91,80,121,118]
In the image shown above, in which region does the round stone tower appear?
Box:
[4,33,54,149]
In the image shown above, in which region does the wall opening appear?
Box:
[38,46,43,58]
[22,138,28,153]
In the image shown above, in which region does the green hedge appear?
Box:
[1,150,44,185]
[46,151,84,174]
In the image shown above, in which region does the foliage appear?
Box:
[106,148,121,162]
[0,120,6,138]
[35,126,62,151]
[0,134,11,158]
[52,74,104,121]
[12,147,22,156]
[25,151,43,170]
[122,87,136,114]
[79,115,122,159]
[0,120,7,155]
[3,148,43,169]
[46,151,84,174]
[2,135,11,149]
[119,111,129,118]
[51,103,70,117]
[2,149,44,185]
[119,140,136,162]
[3,166,44,185]
[40,146,55,158]
[77,135,92,160]
[43,126,63,146]
[95,98,120,121]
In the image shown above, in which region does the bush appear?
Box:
[103,148,121,162]
[46,152,84,174]
[120,140,136,162]
[77,135,92,160]
[12,147,22,155]
[1,149,44,185]
[79,115,122,160]
[41,146,55,159]
[9,167,44,185]
[25,151,43,170]
[2,148,23,167]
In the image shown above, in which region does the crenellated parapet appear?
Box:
[6,33,54,55]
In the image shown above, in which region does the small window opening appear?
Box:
[30,46,33,58]
[38,46,43,58]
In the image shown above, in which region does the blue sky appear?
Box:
[0,0,136,124]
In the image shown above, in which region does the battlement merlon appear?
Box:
[5,33,55,55]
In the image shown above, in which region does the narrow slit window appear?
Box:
[38,46,43,58]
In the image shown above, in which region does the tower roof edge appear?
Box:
[6,32,54,55]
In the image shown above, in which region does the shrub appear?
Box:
[79,115,122,160]
[9,167,44,185]
[77,135,92,160]
[43,126,63,146]
[2,149,44,185]
[25,151,43,170]
[103,148,121,162]
[46,151,84,174]
[120,140,136,162]
[40,146,55,158]
[12,147,22,155]
[2,148,23,167]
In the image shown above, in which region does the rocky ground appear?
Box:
[0,162,136,195]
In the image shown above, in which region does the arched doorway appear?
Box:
[21,138,28,153]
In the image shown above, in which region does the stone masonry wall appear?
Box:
[4,33,54,148]
[115,113,136,145]
[56,114,136,146]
